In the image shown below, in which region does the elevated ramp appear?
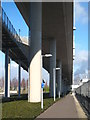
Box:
[2,8,29,71]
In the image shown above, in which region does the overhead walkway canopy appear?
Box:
[1,2,73,102]
[15,2,73,85]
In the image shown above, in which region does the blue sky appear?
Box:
[74,2,88,80]
[1,2,28,37]
[0,1,88,84]
[75,2,88,51]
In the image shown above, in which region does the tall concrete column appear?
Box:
[61,79,64,96]
[60,62,63,95]
[18,63,21,97]
[50,39,56,97]
[56,61,62,98]
[28,3,42,102]
[60,62,62,96]
[64,78,67,95]
[5,49,10,97]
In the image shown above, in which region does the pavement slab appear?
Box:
[37,94,87,118]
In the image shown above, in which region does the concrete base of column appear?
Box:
[29,50,41,102]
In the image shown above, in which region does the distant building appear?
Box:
[72,78,89,92]
[81,78,89,83]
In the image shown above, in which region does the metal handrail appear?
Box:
[75,80,90,98]
[2,7,22,43]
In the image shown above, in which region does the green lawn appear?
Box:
[2,98,59,119]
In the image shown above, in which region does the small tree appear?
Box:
[21,78,25,90]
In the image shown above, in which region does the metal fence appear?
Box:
[2,8,22,43]
[75,80,90,98]
[75,80,90,116]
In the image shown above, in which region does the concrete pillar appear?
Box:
[18,63,21,97]
[50,39,56,97]
[60,62,64,95]
[5,49,10,97]
[61,79,64,96]
[63,78,66,95]
[60,63,62,96]
[64,78,67,95]
[28,2,42,102]
[56,61,62,98]
[65,78,68,95]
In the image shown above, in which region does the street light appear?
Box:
[73,26,76,31]
[42,54,52,57]
[41,54,52,109]
[56,68,60,70]
[53,67,60,101]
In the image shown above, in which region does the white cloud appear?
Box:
[74,49,88,80]
[74,50,88,64]
[75,2,88,24]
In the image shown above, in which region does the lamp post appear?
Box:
[53,67,60,101]
[73,0,76,93]
[41,54,52,109]
[73,0,76,31]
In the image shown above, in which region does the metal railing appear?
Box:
[75,80,90,116]
[2,8,22,43]
[75,80,90,98]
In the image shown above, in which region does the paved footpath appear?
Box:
[37,94,87,118]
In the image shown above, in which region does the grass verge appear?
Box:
[2,97,60,119]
